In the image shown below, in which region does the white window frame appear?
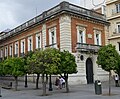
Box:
[116,3,120,13]
[49,27,57,45]
[36,32,42,49]
[117,23,120,33]
[94,30,101,45]
[9,44,13,56]
[21,39,25,53]
[15,42,19,55]
[0,49,3,58]
[5,46,8,57]
[77,26,86,43]
[28,36,33,51]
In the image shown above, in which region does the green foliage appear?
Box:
[0,61,4,75]
[26,48,61,75]
[43,48,61,74]
[59,50,77,74]
[3,57,25,77]
[24,51,35,74]
[97,44,119,72]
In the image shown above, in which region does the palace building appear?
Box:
[0,1,109,84]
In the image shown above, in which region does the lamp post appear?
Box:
[23,54,28,88]
[0,86,2,97]
[49,75,53,91]
[24,74,28,87]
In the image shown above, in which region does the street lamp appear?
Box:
[24,74,28,87]
[0,86,2,97]
[49,75,53,91]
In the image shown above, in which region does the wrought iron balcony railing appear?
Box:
[45,43,58,49]
[0,57,3,61]
[20,53,25,57]
[14,54,18,57]
[76,43,101,53]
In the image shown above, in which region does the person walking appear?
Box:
[55,77,60,89]
[114,74,119,87]
[59,76,65,89]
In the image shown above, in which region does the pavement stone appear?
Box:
[0,79,120,99]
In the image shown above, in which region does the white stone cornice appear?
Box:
[59,15,71,23]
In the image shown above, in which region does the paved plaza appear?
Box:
[0,80,120,99]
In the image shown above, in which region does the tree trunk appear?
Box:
[65,74,69,93]
[14,76,18,91]
[41,74,46,96]
[109,71,111,96]
[36,74,40,89]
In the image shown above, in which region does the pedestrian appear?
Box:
[114,74,119,87]
[55,77,60,89]
[59,76,65,89]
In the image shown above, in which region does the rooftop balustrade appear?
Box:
[0,1,106,41]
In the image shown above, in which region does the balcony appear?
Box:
[4,56,7,60]
[20,53,25,57]
[9,55,12,57]
[0,57,3,61]
[45,43,58,49]
[14,54,18,57]
[0,1,107,41]
[106,0,118,5]
[76,43,101,53]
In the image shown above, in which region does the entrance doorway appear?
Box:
[86,58,94,84]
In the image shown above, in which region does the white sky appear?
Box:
[0,0,105,32]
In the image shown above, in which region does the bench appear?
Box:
[1,82,12,89]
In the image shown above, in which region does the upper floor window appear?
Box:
[117,24,120,33]
[15,42,19,55]
[0,49,3,58]
[28,36,33,51]
[21,39,25,53]
[94,30,101,45]
[116,4,120,13]
[5,46,8,57]
[49,27,56,45]
[118,42,120,51]
[36,33,42,49]
[77,26,86,43]
[9,45,13,56]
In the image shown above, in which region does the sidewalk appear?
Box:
[0,79,120,99]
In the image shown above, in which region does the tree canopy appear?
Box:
[97,44,120,95]
[97,44,119,72]
[0,61,4,76]
[59,50,77,74]
[26,48,61,75]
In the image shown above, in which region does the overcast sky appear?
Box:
[0,0,105,32]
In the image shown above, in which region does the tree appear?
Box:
[24,51,34,88]
[97,44,119,95]
[27,48,61,96]
[59,50,77,93]
[25,50,42,89]
[3,57,25,91]
[115,55,120,79]
[0,61,4,76]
